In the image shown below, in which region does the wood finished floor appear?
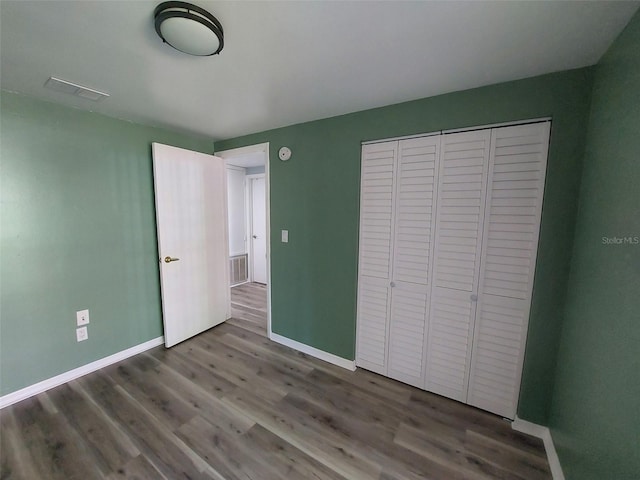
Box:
[1,282,551,480]
[228,282,268,337]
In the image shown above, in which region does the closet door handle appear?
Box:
[470,294,478,302]
[390,281,396,288]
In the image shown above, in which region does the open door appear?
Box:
[152,143,230,347]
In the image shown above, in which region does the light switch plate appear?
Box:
[76,309,90,326]
[281,230,289,243]
[76,326,88,342]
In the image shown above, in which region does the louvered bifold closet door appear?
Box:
[425,130,491,401]
[387,136,439,388]
[356,142,397,375]
[467,122,550,419]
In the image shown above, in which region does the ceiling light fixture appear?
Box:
[154,1,224,56]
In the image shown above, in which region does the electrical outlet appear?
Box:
[76,326,88,342]
[76,309,90,326]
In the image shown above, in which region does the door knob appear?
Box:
[164,256,180,263]
[390,281,396,288]
[253,235,258,239]
[470,294,478,302]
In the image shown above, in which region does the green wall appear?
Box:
[215,68,594,424]
[0,92,212,396]
[549,11,640,480]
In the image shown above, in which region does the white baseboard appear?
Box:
[512,416,565,480]
[269,332,356,371]
[0,336,164,409]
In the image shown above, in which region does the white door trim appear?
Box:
[215,143,272,338]
[361,117,552,145]
[216,142,269,159]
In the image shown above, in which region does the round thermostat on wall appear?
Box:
[278,146,292,161]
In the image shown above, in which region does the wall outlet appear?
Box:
[76,326,88,342]
[76,309,90,326]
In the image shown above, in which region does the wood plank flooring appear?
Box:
[1,282,551,479]
[229,282,268,337]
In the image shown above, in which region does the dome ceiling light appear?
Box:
[154,1,224,56]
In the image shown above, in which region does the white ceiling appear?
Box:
[225,152,265,168]
[1,1,638,141]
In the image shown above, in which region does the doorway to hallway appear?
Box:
[218,142,272,338]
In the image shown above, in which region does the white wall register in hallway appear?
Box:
[356,121,551,419]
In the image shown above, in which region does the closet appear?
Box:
[355,121,550,419]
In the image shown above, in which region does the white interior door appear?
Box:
[226,166,247,257]
[152,143,230,348]
[250,176,267,284]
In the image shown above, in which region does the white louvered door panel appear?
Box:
[392,137,439,285]
[468,122,550,419]
[387,137,439,387]
[357,142,397,279]
[356,278,392,373]
[356,142,397,374]
[425,130,491,401]
[387,285,428,387]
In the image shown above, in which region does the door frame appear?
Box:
[246,173,266,284]
[215,143,272,338]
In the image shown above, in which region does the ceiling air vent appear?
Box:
[44,77,109,101]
